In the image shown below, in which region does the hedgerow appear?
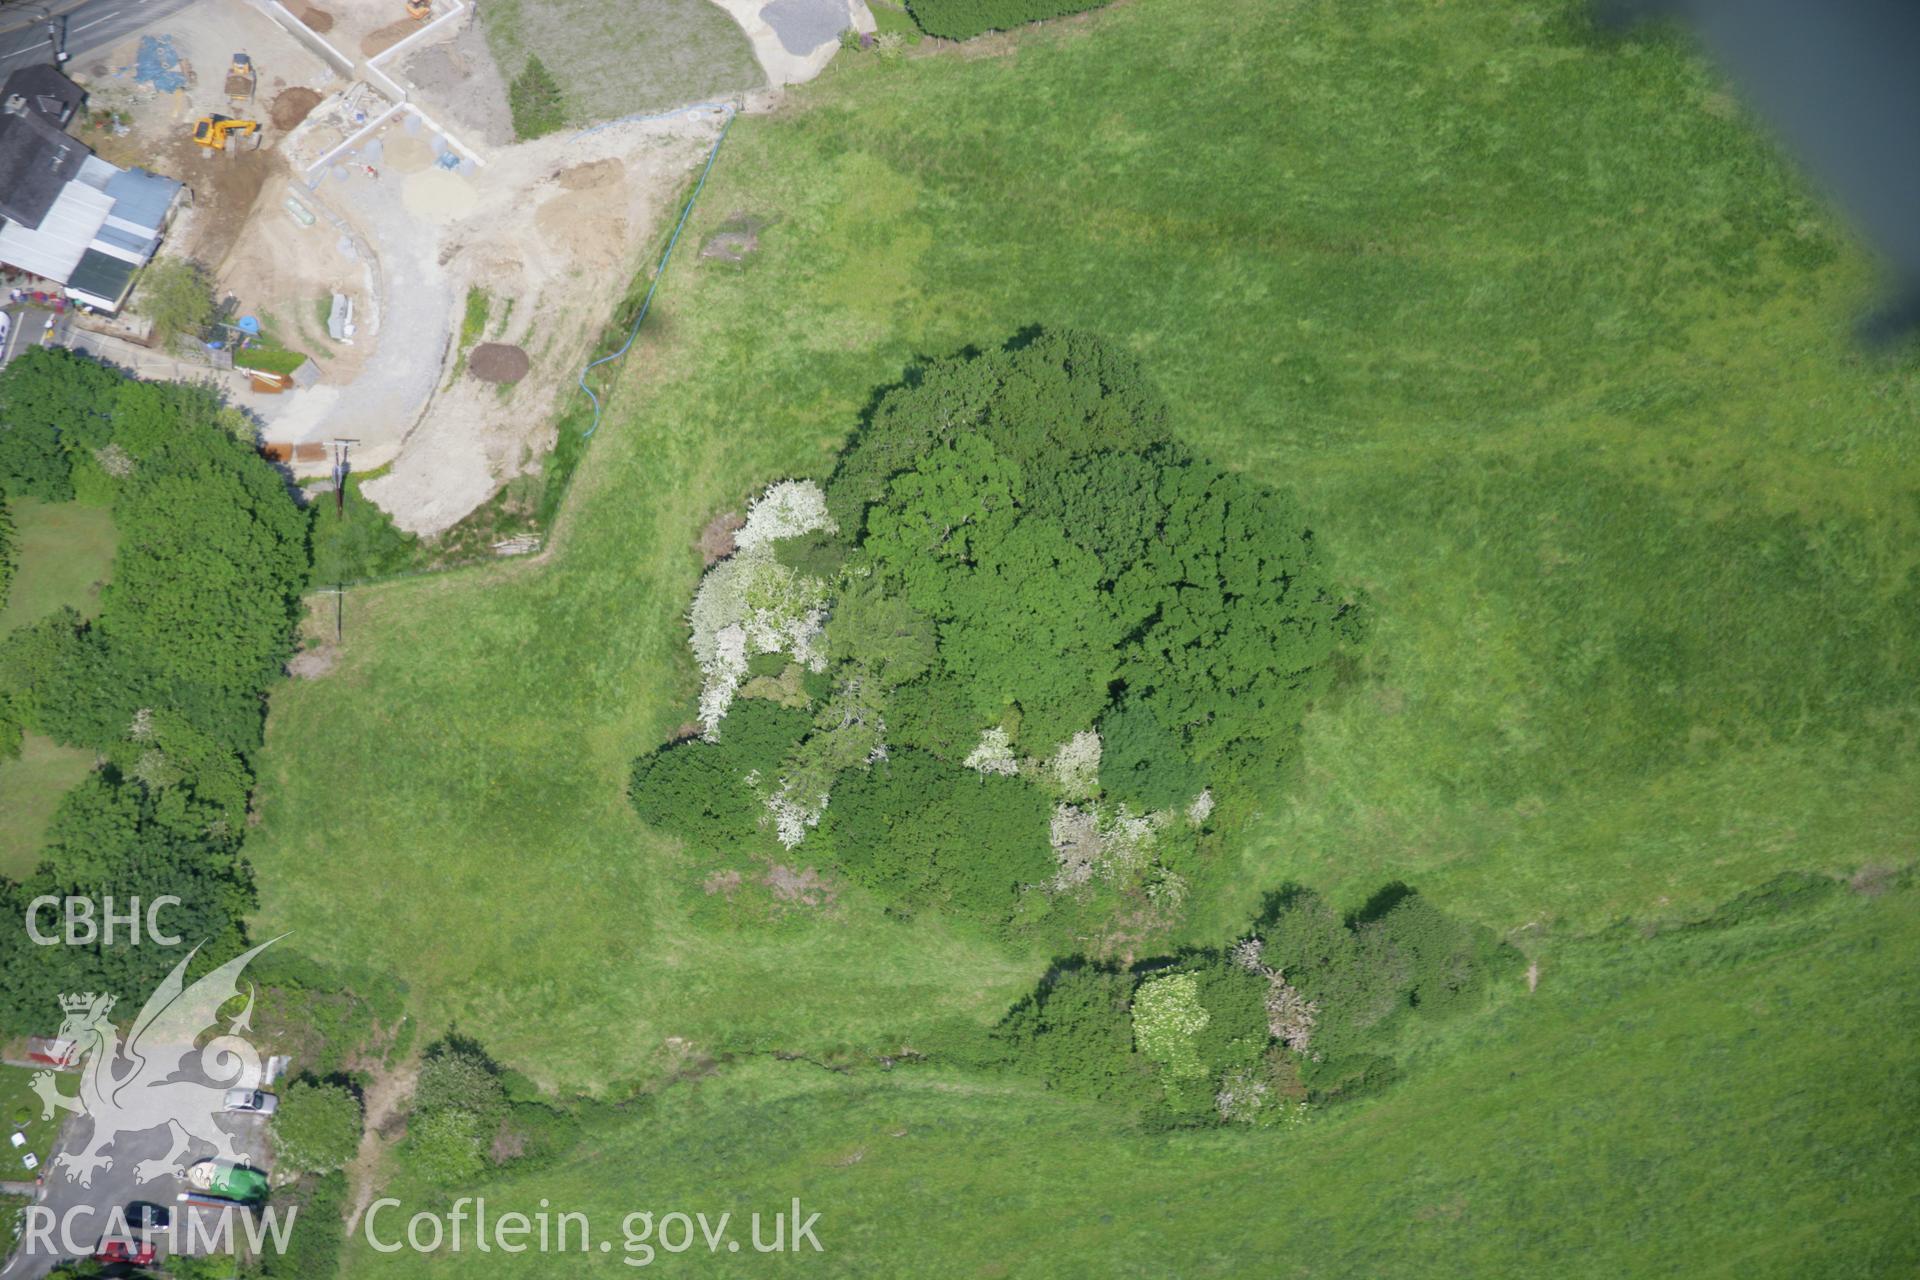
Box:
[927,885,1510,1127]
[905,0,1109,43]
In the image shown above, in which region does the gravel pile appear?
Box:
[760,0,849,55]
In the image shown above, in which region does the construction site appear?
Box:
[0,0,867,534]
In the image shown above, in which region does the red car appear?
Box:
[93,1238,157,1265]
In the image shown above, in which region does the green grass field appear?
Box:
[0,498,114,877]
[248,1,1918,1265]
[343,877,1920,1276]
[480,0,763,125]
[0,1065,64,1170]
[0,499,115,634]
[0,735,96,879]
[253,0,1916,1084]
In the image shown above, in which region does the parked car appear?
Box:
[126,1200,171,1232]
[223,1088,278,1115]
[94,1238,157,1265]
[185,1158,270,1202]
[0,311,11,358]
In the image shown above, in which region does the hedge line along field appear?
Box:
[342,877,1920,1277]
[249,0,1919,1090]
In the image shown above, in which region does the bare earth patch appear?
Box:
[344,1058,420,1234]
[287,646,339,680]
[301,6,335,31]
[402,20,515,147]
[761,864,837,908]
[1849,864,1897,897]
[362,18,420,57]
[698,509,745,564]
[699,214,762,262]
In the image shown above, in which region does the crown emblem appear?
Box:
[60,992,114,1015]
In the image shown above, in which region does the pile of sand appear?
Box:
[300,6,334,31]
[402,167,477,222]
[384,135,435,174]
[534,165,629,270]
[469,343,530,384]
[271,87,323,130]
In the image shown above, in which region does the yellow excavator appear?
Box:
[405,0,431,19]
[191,114,260,152]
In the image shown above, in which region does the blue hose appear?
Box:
[576,104,737,438]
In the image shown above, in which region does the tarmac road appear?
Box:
[0,1050,273,1280]
[0,0,201,80]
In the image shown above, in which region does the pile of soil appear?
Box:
[300,6,334,31]
[401,21,514,146]
[271,86,323,130]
[557,158,622,191]
[468,343,529,384]
[362,19,419,58]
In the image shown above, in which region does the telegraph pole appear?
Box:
[328,438,358,642]
[329,437,358,516]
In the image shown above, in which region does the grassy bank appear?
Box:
[343,877,1920,1276]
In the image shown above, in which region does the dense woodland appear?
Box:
[0,349,307,1029]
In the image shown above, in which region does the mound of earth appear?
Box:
[469,343,529,384]
[271,87,323,130]
[400,21,514,146]
[558,158,622,191]
[300,6,334,31]
[362,18,418,57]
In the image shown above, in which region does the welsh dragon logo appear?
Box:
[32,938,279,1187]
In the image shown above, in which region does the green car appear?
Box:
[184,1159,268,1203]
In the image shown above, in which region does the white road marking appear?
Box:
[71,12,118,30]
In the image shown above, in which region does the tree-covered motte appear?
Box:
[632,330,1362,931]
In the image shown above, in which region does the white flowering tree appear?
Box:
[687,481,838,737]
[1131,972,1210,1080]
[1049,730,1101,801]
[963,726,1019,776]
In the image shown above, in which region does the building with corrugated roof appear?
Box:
[0,65,185,313]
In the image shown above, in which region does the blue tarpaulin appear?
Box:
[134,36,187,93]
